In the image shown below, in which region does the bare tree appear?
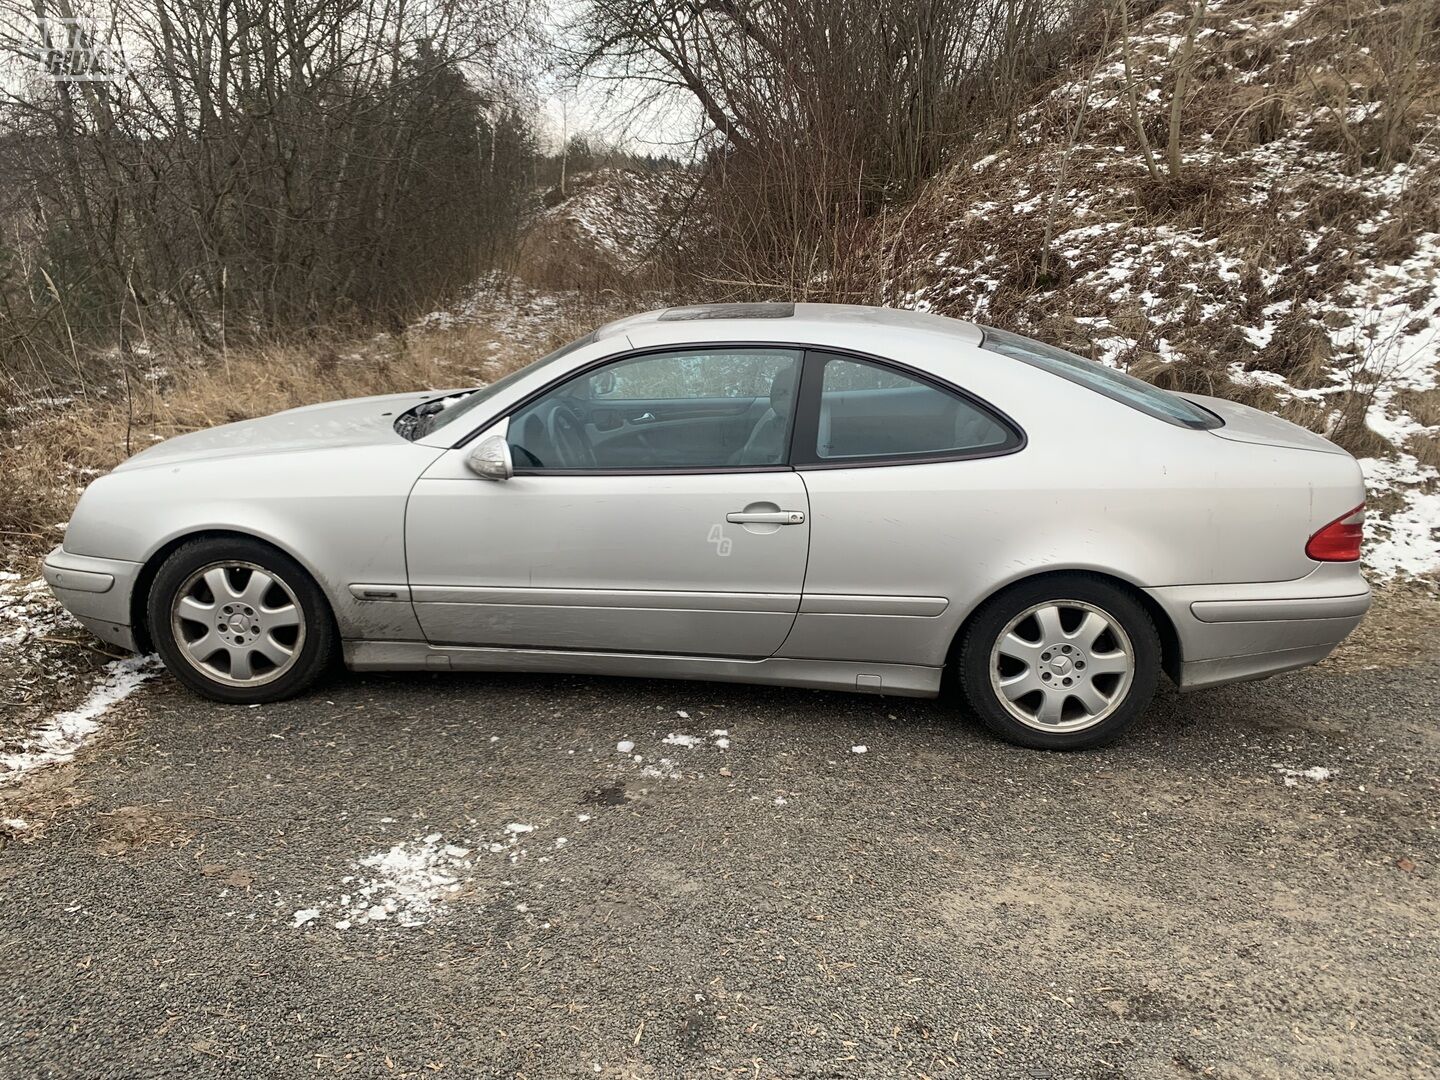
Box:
[1040,6,1113,281]
[1117,0,1161,180]
[1165,0,1208,177]
[574,0,1102,291]
[0,0,542,381]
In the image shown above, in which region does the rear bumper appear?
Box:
[1144,563,1370,691]
[41,545,141,651]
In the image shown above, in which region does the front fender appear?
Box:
[65,443,443,642]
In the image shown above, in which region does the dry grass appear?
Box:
[1275,392,1399,459]
[1253,313,1335,388]
[1394,387,1440,428]
[1327,579,1440,672]
[1329,417,1396,460]
[0,319,581,567]
[1406,430,1440,470]
[1135,351,1284,414]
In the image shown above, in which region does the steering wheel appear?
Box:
[545,402,597,469]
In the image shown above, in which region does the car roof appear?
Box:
[595,302,986,349]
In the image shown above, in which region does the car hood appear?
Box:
[112,391,444,471]
[1181,393,1348,455]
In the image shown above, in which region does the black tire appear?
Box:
[146,537,336,704]
[957,574,1161,750]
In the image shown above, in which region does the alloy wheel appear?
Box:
[170,561,306,687]
[988,599,1135,732]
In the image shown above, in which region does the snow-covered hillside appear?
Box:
[879,0,1439,576]
[518,167,697,288]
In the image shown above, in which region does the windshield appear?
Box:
[980,326,1221,430]
[398,331,598,441]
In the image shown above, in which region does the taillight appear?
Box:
[1306,504,1365,561]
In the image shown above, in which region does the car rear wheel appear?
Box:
[957,575,1161,750]
[147,537,335,704]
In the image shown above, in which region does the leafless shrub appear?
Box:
[1135,351,1274,410]
[1117,0,1209,181]
[1300,185,1377,231]
[1374,160,1440,264]
[517,167,699,296]
[1306,0,1439,172]
[1165,0,1209,176]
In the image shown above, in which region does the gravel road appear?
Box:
[1,597,1436,1079]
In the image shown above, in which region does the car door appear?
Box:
[404,346,811,657]
[779,350,1024,668]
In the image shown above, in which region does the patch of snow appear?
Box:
[1363,488,1440,577]
[5,393,75,415]
[851,745,868,755]
[0,574,72,650]
[1273,765,1333,787]
[616,739,635,754]
[0,655,161,786]
[1360,452,1440,577]
[662,733,701,748]
[296,828,515,930]
[533,168,691,265]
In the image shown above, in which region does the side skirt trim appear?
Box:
[343,640,942,698]
[408,585,797,612]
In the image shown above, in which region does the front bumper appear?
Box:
[1145,563,1371,691]
[41,545,143,651]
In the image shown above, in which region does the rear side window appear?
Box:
[981,326,1221,429]
[810,355,1017,462]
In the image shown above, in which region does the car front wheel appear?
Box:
[958,575,1161,750]
[147,537,335,704]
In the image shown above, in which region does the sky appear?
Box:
[539,80,700,157]
[533,0,701,157]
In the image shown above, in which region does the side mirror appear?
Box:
[465,435,513,481]
[592,369,617,396]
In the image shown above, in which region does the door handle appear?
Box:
[630,411,656,423]
[726,510,806,525]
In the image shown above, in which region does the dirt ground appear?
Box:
[1,588,1437,1080]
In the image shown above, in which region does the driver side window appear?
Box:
[508,348,802,471]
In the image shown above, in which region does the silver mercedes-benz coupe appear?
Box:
[44,303,1370,748]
